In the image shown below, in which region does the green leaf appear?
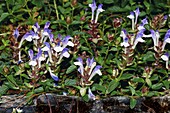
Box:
[80,87,87,96]
[20,74,30,79]
[146,78,152,87]
[142,51,155,62]
[80,46,90,51]
[107,5,131,13]
[131,77,144,83]
[130,98,137,109]
[143,1,150,9]
[163,80,170,89]
[82,94,89,102]
[66,65,77,74]
[150,75,158,81]
[6,75,18,87]
[107,80,119,94]
[0,13,9,22]
[103,0,114,4]
[120,74,133,80]
[151,83,163,90]
[110,47,118,51]
[0,84,9,96]
[70,21,81,25]
[129,86,135,96]
[31,0,44,7]
[93,84,106,93]
[157,69,168,75]
[65,79,77,86]
[0,46,5,51]
[34,87,44,93]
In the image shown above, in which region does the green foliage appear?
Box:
[0,0,170,109]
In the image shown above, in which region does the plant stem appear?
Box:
[54,0,59,20]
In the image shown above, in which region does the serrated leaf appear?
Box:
[130,98,137,109]
[107,80,119,94]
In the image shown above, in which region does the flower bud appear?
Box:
[71,0,77,7]
[66,16,72,24]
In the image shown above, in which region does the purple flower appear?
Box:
[150,30,156,44]
[44,21,50,29]
[88,88,96,100]
[54,36,74,53]
[127,12,135,30]
[18,51,23,64]
[28,49,37,67]
[120,29,128,39]
[86,57,95,67]
[95,4,105,23]
[134,8,140,25]
[74,57,84,76]
[132,29,145,49]
[50,72,59,81]
[13,28,19,39]
[24,31,34,41]
[36,48,46,68]
[127,11,135,19]
[89,0,97,21]
[121,37,130,48]
[28,49,34,60]
[42,42,51,51]
[74,57,102,82]
[32,22,40,33]
[48,67,59,81]
[161,52,169,69]
[162,29,170,51]
[41,22,53,43]
[138,18,148,30]
[61,48,70,58]
[42,42,53,63]
[88,65,102,81]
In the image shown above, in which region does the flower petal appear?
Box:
[50,72,59,81]
[88,88,96,100]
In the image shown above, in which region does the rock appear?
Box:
[0,94,170,113]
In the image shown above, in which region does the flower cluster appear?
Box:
[74,57,102,86]
[13,22,74,82]
[89,0,105,23]
[120,8,170,69]
[74,57,102,99]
